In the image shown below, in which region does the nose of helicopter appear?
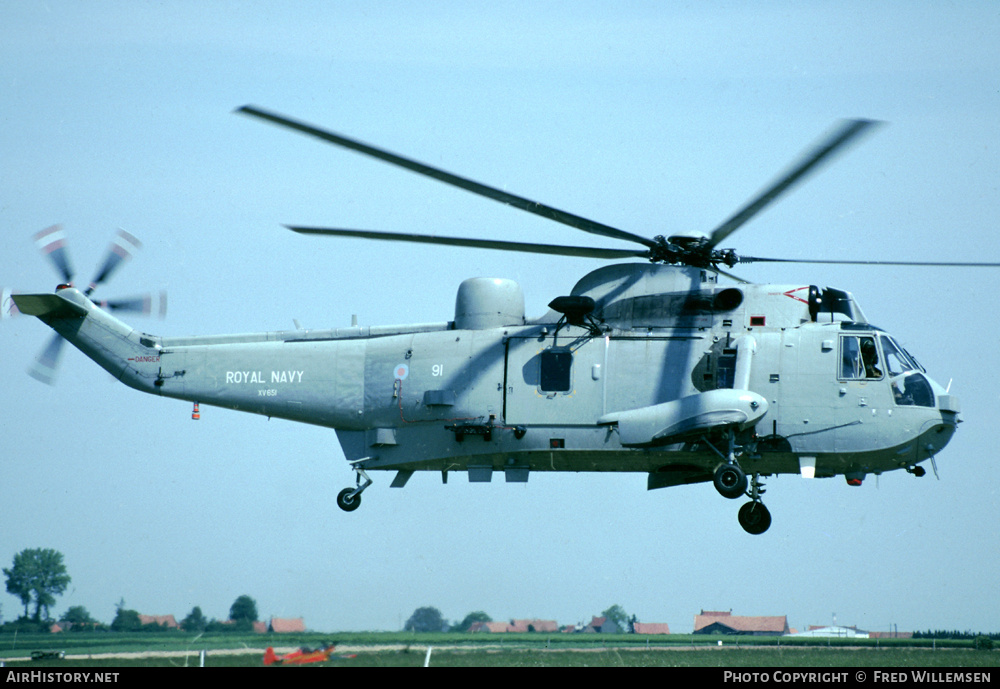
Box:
[917,382,960,461]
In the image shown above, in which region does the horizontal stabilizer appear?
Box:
[11,293,88,319]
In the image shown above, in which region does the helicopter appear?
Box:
[13,107,997,535]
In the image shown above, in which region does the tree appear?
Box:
[181,606,207,632]
[229,595,258,624]
[60,605,97,630]
[3,548,71,622]
[454,611,491,632]
[110,607,141,632]
[601,604,629,633]
[404,606,446,632]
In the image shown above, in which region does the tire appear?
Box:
[738,501,771,535]
[337,487,361,512]
[713,463,747,499]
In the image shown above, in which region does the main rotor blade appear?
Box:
[737,255,1000,267]
[238,105,656,249]
[287,226,650,260]
[709,119,882,248]
[34,225,74,284]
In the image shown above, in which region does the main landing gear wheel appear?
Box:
[337,460,373,512]
[337,487,361,512]
[714,463,748,499]
[738,501,771,535]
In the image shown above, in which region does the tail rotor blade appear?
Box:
[34,225,75,284]
[96,290,168,317]
[2,288,19,319]
[28,333,66,385]
[87,230,142,295]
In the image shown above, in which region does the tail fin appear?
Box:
[13,288,161,392]
[263,647,278,666]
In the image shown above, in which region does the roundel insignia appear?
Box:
[394,363,409,381]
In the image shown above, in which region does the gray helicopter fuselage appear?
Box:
[17,262,959,490]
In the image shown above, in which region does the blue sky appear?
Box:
[2,2,998,634]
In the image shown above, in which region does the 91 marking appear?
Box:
[432,364,444,377]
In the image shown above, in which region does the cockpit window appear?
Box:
[879,336,933,406]
[840,334,934,406]
[879,336,916,376]
[840,335,882,380]
[891,372,935,407]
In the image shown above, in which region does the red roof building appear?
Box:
[138,614,179,629]
[583,616,621,634]
[469,619,559,633]
[633,622,671,635]
[509,619,559,633]
[469,621,512,633]
[693,609,788,636]
[269,617,306,633]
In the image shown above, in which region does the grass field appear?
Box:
[2,632,997,668]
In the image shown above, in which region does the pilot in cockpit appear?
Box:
[861,338,882,378]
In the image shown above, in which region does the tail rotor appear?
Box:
[86,229,143,295]
[16,226,167,384]
[33,224,75,286]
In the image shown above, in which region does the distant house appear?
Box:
[510,619,559,633]
[468,621,511,633]
[138,614,179,629]
[693,609,788,636]
[469,619,558,633]
[633,622,671,635]
[868,631,913,639]
[269,617,306,633]
[583,616,620,634]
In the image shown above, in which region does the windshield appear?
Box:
[879,335,917,376]
[880,335,934,407]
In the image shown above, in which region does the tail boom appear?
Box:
[13,288,163,392]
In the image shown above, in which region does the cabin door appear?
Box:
[503,334,606,425]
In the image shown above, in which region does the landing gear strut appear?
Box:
[738,473,771,535]
[708,431,748,499]
[705,431,772,534]
[337,460,373,512]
